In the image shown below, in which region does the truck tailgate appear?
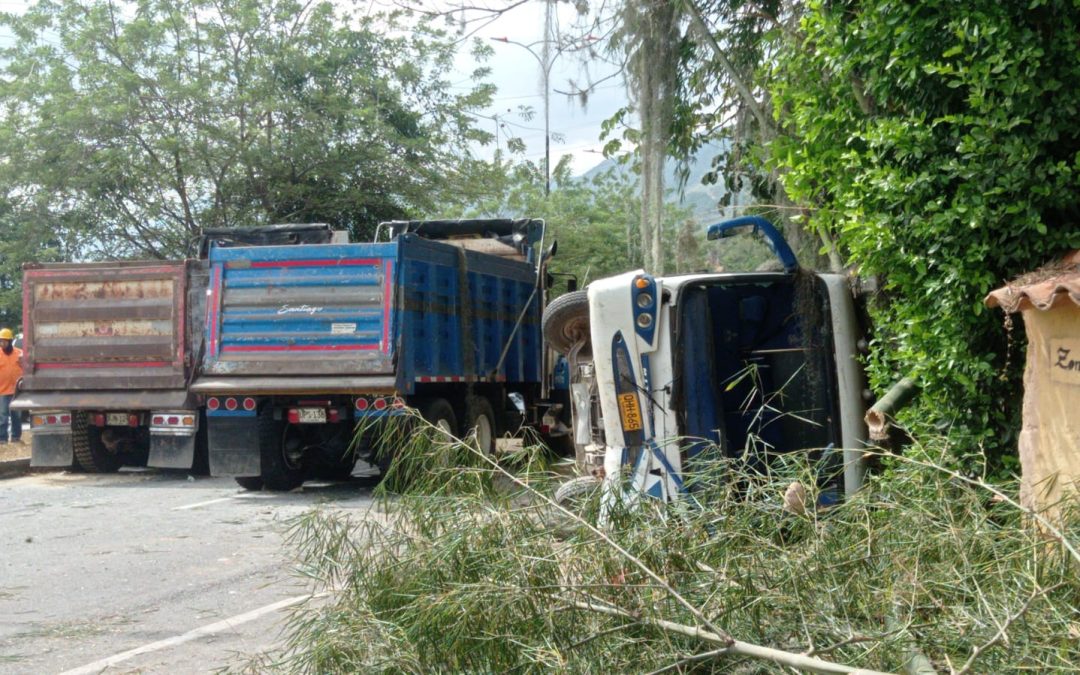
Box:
[21,262,188,390]
[201,243,397,376]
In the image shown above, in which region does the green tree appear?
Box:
[0,0,496,260]
[0,197,80,331]
[769,0,1080,456]
[469,154,700,289]
[470,156,643,289]
[611,0,684,276]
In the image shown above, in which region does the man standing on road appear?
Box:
[0,328,23,444]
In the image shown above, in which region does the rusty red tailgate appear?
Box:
[21,261,189,391]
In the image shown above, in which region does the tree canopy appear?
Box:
[0,0,495,260]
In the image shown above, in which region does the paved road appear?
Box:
[0,467,382,674]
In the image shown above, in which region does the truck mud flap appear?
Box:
[148,434,196,470]
[31,433,74,468]
[207,417,260,477]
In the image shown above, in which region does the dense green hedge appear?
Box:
[771,0,1080,461]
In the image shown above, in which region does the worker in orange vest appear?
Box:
[0,328,23,444]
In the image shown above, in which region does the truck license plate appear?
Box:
[106,412,129,426]
[618,393,643,431]
[297,408,326,424]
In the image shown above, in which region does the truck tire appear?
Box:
[72,412,122,473]
[234,476,264,491]
[308,445,357,481]
[554,475,601,508]
[258,406,304,491]
[375,446,393,477]
[464,396,497,456]
[191,412,210,476]
[550,475,602,534]
[542,290,591,359]
[377,399,456,487]
[419,398,458,439]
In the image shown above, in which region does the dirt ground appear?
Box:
[0,428,31,462]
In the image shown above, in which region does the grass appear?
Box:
[233,414,1080,674]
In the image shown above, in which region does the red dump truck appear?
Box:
[14,260,210,471]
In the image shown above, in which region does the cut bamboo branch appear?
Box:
[462,419,734,645]
[885,614,938,675]
[866,377,919,441]
[953,582,1065,675]
[567,599,892,675]
[862,449,1080,567]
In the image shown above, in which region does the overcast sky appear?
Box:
[0,0,630,174]
[443,1,628,175]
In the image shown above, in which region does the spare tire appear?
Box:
[542,290,591,359]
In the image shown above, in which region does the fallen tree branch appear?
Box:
[864,449,1080,567]
[644,647,729,674]
[461,423,734,645]
[566,598,892,675]
[953,582,1065,675]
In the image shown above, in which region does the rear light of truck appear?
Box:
[355,396,406,413]
[224,397,238,411]
[92,413,106,427]
[32,412,72,428]
[207,397,220,411]
[149,410,197,432]
[242,397,256,411]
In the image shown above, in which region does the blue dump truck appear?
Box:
[189,219,556,490]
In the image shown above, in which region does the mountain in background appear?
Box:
[576,139,751,226]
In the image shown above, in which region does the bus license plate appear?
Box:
[618,393,643,432]
[106,413,129,426]
[298,408,326,424]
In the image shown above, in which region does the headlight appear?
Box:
[636,313,653,329]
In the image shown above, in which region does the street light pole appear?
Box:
[491,35,555,197]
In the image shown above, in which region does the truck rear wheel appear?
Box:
[191,411,210,476]
[72,412,122,473]
[234,476,264,491]
[419,398,458,439]
[377,399,456,485]
[258,406,304,491]
[464,396,496,456]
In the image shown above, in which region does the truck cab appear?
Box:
[559,217,868,507]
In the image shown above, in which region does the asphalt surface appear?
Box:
[0,466,383,674]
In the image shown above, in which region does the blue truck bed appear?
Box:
[195,234,542,394]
